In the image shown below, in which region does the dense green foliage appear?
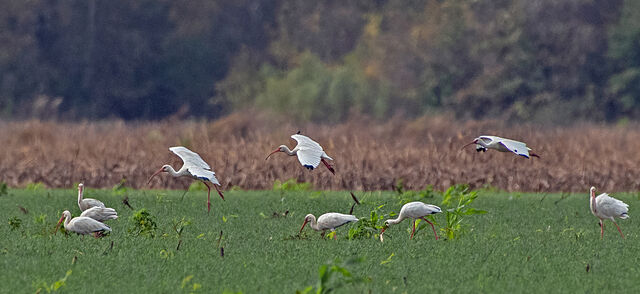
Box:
[2,188,640,293]
[2,0,640,123]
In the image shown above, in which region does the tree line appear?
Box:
[0,0,638,124]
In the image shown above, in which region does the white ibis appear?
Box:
[380,201,442,241]
[148,146,224,213]
[80,207,118,222]
[55,210,111,237]
[461,135,539,159]
[77,183,105,211]
[299,212,358,239]
[266,133,335,175]
[589,186,629,239]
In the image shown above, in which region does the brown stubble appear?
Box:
[1,114,639,192]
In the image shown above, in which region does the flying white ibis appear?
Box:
[299,212,358,239]
[461,135,540,159]
[80,207,118,222]
[380,201,442,241]
[148,146,224,213]
[589,186,629,239]
[77,183,105,211]
[266,133,335,175]
[56,210,111,237]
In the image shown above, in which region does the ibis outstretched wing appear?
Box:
[291,134,326,169]
[169,146,219,184]
[187,166,219,185]
[291,134,323,151]
[499,139,531,158]
[169,146,211,170]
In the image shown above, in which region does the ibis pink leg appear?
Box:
[214,184,224,200]
[613,221,625,239]
[203,181,212,213]
[321,158,335,175]
[410,219,416,240]
[421,217,439,240]
[333,231,337,240]
[600,219,604,239]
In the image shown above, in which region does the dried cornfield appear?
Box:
[1,114,639,192]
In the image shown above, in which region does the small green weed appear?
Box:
[297,258,368,294]
[393,178,405,194]
[0,182,7,196]
[397,185,436,204]
[8,216,21,230]
[181,275,202,293]
[26,182,44,191]
[33,213,46,225]
[112,178,128,196]
[273,179,311,192]
[440,184,486,239]
[128,208,158,238]
[34,269,72,293]
[348,205,386,240]
[188,181,208,192]
[379,253,395,266]
[172,217,192,239]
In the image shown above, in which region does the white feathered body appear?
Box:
[475,135,533,158]
[169,146,220,185]
[591,193,629,221]
[291,134,332,169]
[307,213,358,232]
[80,207,118,222]
[60,211,111,235]
[392,201,442,224]
[77,183,105,211]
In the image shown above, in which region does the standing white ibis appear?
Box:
[147,146,224,213]
[461,135,539,159]
[380,202,442,241]
[80,207,118,222]
[589,186,629,239]
[56,210,111,237]
[266,133,335,175]
[299,212,358,239]
[77,183,105,211]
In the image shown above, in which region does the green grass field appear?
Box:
[2,187,639,293]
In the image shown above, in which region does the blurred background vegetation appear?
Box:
[1,0,639,124]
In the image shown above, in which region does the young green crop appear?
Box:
[1,188,639,293]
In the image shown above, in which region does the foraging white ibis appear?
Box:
[589,186,629,239]
[80,207,118,222]
[266,133,335,175]
[461,135,539,159]
[299,212,358,239]
[77,183,105,211]
[148,146,224,213]
[56,210,111,237]
[380,201,442,241]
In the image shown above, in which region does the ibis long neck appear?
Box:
[590,191,597,214]
[166,165,189,177]
[77,189,83,206]
[386,215,405,226]
[282,146,297,156]
[64,214,71,229]
[309,216,319,231]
